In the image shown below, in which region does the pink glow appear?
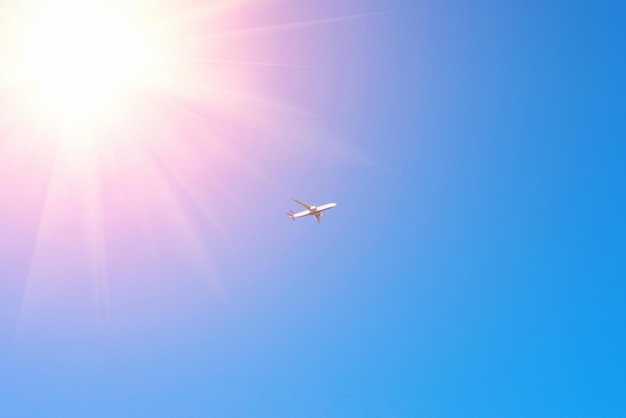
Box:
[0,0,362,333]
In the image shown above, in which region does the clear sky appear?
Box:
[0,0,625,417]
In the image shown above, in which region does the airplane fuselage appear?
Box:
[288,199,337,223]
[295,203,335,216]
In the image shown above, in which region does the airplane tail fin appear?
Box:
[286,210,295,220]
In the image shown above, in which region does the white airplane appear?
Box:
[287,198,337,223]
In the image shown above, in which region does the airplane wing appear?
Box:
[292,198,313,210]
[315,213,321,223]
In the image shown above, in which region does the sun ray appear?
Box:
[1,0,374,331]
[185,59,314,69]
[211,11,387,38]
[84,174,112,328]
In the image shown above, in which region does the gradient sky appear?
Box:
[1,0,625,417]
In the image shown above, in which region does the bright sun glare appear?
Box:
[0,0,354,329]
[2,1,169,120]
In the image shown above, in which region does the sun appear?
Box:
[0,0,360,329]
[1,0,171,121]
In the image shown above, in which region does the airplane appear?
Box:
[286,198,337,223]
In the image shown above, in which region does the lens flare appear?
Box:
[0,0,368,331]
[1,1,174,123]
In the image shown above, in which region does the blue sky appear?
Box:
[1,0,625,417]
